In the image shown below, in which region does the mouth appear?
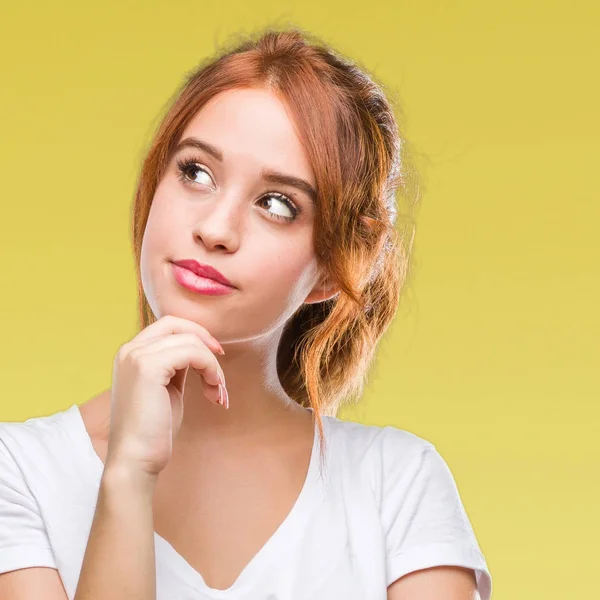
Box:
[171,259,234,287]
[170,262,236,296]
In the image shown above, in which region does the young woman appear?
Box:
[0,27,492,600]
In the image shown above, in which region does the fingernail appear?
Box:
[214,340,225,355]
[217,384,225,406]
[217,368,226,387]
[221,385,229,409]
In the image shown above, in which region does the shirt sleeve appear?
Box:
[0,432,57,574]
[380,429,492,600]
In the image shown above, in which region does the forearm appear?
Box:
[74,464,158,600]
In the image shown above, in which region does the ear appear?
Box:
[303,276,340,305]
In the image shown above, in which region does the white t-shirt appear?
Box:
[0,403,492,599]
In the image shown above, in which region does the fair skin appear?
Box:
[98,86,337,590]
[0,86,478,598]
[139,86,335,445]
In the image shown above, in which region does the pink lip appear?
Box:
[171,263,235,296]
[171,259,233,287]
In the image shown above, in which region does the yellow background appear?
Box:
[1,1,598,598]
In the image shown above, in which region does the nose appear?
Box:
[191,192,243,252]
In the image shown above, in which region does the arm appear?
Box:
[0,434,69,600]
[0,460,158,600]
[388,565,479,600]
[0,568,70,600]
[73,464,158,600]
[380,434,492,600]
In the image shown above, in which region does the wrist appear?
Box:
[102,460,159,495]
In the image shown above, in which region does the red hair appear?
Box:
[131,25,421,465]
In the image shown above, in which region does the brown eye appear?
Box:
[176,160,213,187]
[258,193,299,222]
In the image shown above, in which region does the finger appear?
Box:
[201,379,224,406]
[135,333,226,385]
[131,314,224,355]
[133,339,222,387]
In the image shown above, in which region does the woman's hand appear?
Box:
[104,314,228,478]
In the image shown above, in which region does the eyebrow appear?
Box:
[173,136,317,205]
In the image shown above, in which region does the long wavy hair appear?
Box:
[131,25,421,465]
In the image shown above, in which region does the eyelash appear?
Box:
[175,157,303,222]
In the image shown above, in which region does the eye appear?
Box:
[257,192,301,222]
[175,157,303,223]
[176,158,214,188]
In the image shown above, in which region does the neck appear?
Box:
[177,330,312,445]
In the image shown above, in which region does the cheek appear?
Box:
[250,239,318,308]
[139,225,161,309]
[141,187,182,257]
[139,194,179,298]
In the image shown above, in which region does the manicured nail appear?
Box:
[221,385,229,409]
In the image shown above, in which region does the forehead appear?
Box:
[179,87,316,187]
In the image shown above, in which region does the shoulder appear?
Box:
[324,416,436,497]
[0,409,73,577]
[326,415,434,457]
[325,419,492,599]
[0,407,67,457]
[0,400,99,485]
[0,407,71,520]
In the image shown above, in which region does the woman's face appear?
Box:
[140,86,328,342]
